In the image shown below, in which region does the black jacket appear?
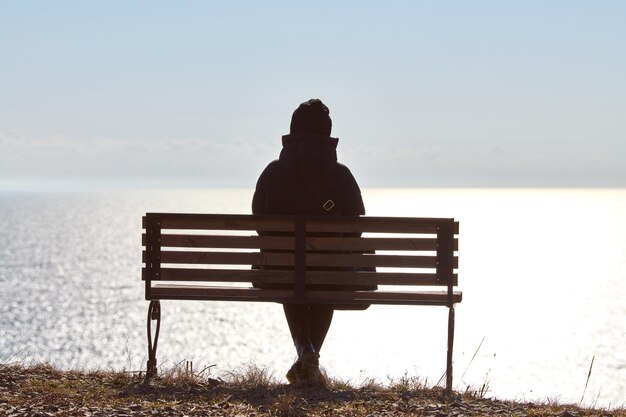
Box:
[252,133,365,216]
[251,132,375,294]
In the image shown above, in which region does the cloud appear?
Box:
[349,143,444,162]
[489,145,504,156]
[2,132,626,187]
[0,132,275,186]
[0,131,272,155]
[1,132,130,155]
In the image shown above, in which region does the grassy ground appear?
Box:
[0,362,623,416]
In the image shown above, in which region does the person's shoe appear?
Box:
[304,366,327,387]
[286,352,322,385]
[300,352,327,386]
[299,351,319,377]
[286,359,302,384]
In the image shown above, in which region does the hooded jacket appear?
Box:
[251,133,375,296]
[252,133,364,216]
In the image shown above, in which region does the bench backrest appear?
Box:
[142,213,459,305]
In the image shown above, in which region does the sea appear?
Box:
[0,188,624,407]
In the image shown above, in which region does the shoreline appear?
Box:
[1,363,623,417]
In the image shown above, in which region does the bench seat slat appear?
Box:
[151,284,293,301]
[150,284,462,305]
[144,268,458,286]
[307,289,462,304]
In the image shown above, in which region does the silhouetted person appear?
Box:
[252,99,367,384]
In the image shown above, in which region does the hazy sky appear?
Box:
[1,1,624,188]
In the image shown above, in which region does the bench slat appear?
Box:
[307,289,463,304]
[144,268,458,286]
[148,268,293,283]
[152,234,295,249]
[157,217,296,231]
[149,284,462,305]
[303,253,455,268]
[150,250,458,269]
[146,234,458,252]
[151,284,293,301]
[306,271,458,286]
[155,251,262,265]
[305,220,446,234]
[307,217,459,234]
[145,213,459,234]
[307,237,459,252]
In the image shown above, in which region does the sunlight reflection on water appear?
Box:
[0,188,624,407]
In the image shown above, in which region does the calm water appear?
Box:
[0,188,624,407]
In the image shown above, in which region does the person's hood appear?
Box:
[279,133,339,182]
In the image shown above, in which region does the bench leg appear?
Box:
[446,305,455,397]
[146,300,161,381]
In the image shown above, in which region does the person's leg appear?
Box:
[283,303,330,385]
[283,304,335,353]
[308,305,334,353]
[282,304,314,356]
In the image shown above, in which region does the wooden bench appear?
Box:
[142,213,461,394]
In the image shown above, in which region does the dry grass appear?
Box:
[221,362,278,389]
[1,362,624,416]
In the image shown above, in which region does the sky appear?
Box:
[1,1,625,189]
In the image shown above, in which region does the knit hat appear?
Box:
[290,99,332,136]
